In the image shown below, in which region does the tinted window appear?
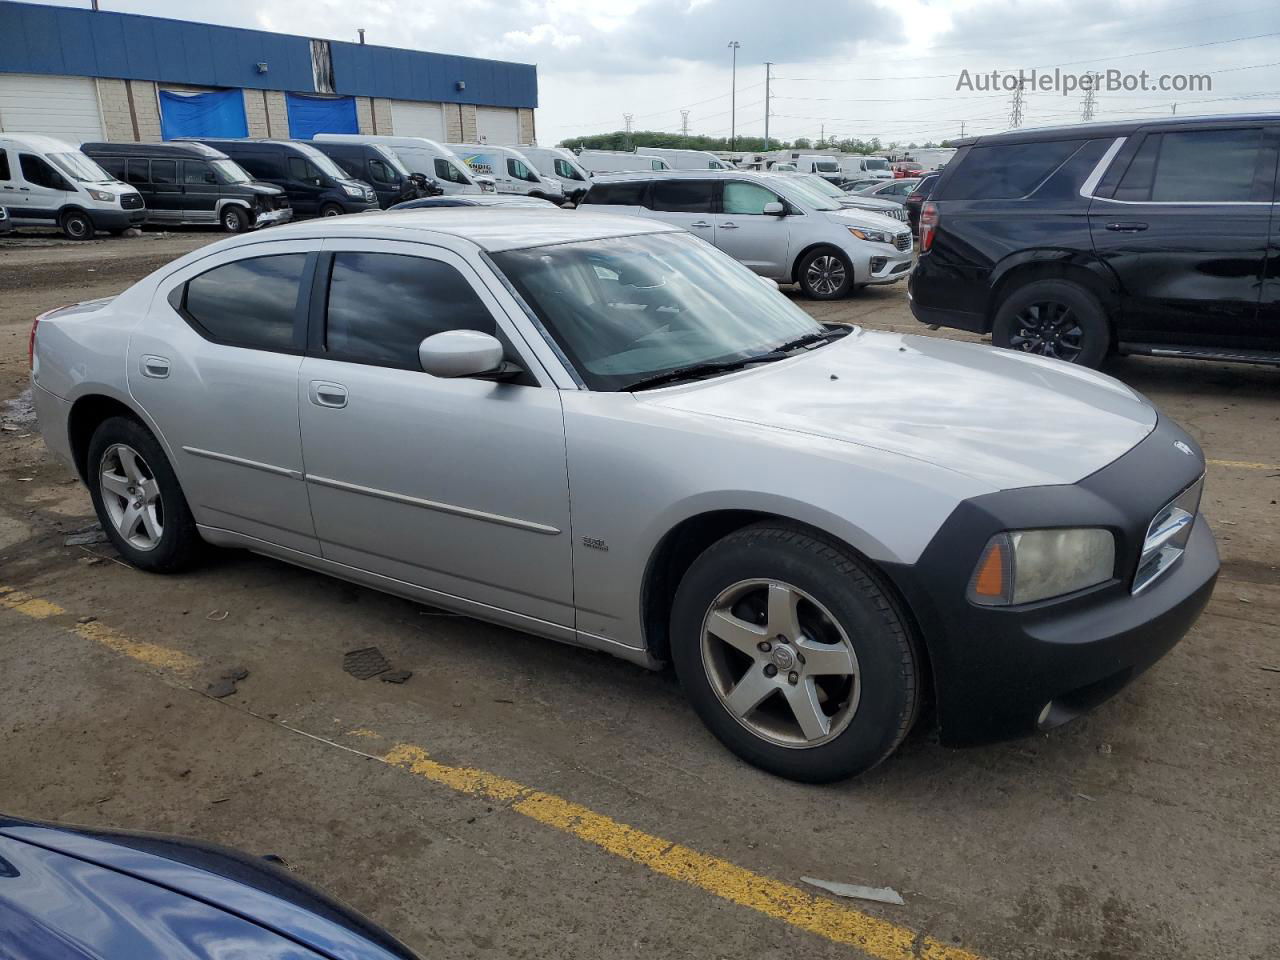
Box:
[367,158,397,183]
[183,254,307,351]
[20,154,69,190]
[332,155,363,179]
[649,180,714,213]
[236,155,278,180]
[554,158,583,180]
[583,181,648,206]
[942,139,1085,200]
[722,181,780,215]
[127,159,149,184]
[651,159,669,170]
[507,157,534,180]
[98,156,126,180]
[288,156,320,182]
[1153,129,1259,202]
[434,158,469,184]
[0,150,10,181]
[182,160,215,185]
[151,160,177,184]
[324,253,495,370]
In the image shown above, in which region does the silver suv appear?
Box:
[580,170,913,299]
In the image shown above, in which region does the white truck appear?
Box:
[577,150,671,174]
[515,146,593,203]
[839,155,894,180]
[313,134,486,194]
[636,147,732,170]
[447,144,565,202]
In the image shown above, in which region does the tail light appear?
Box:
[28,314,40,368]
[919,201,939,252]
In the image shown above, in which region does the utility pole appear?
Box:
[680,110,690,137]
[1008,78,1026,129]
[1080,72,1099,122]
[727,41,741,149]
[1171,103,1178,115]
[623,113,634,150]
[820,123,824,145]
[763,62,773,151]
[959,120,966,138]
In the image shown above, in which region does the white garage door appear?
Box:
[0,74,103,144]
[476,106,520,145]
[390,100,445,140]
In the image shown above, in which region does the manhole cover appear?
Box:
[343,646,390,680]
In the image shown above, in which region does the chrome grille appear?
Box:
[1133,476,1203,594]
[121,194,144,210]
[894,232,912,251]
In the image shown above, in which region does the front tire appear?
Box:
[992,279,1110,368]
[670,523,920,783]
[221,206,249,233]
[61,210,94,241]
[797,248,854,300]
[87,416,204,573]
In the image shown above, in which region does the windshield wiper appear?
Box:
[622,355,782,392]
[771,325,851,353]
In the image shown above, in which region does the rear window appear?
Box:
[583,182,648,206]
[941,139,1086,200]
[182,254,307,351]
[649,180,714,213]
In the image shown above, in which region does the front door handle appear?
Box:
[1105,221,1148,232]
[309,380,348,408]
[689,220,712,229]
[720,222,739,229]
[140,355,170,379]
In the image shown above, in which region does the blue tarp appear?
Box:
[158,89,248,140]
[286,93,358,140]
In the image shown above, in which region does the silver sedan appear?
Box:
[31,210,1218,781]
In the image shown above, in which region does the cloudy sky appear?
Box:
[35,0,1280,146]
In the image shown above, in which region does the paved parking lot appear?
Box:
[1,231,1276,959]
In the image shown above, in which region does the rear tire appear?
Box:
[670,523,919,783]
[86,416,204,573]
[992,279,1110,368]
[221,206,249,233]
[797,248,854,300]
[61,210,94,241]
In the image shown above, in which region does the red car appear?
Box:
[893,161,925,178]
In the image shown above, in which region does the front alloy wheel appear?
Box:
[804,255,846,298]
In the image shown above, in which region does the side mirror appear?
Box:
[418,330,514,379]
[763,201,785,216]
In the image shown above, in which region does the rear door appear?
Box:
[644,179,716,244]
[713,179,790,276]
[181,159,220,222]
[148,159,183,220]
[1089,123,1273,349]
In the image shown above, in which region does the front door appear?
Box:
[285,155,325,215]
[13,152,72,222]
[645,179,717,246]
[297,240,574,629]
[128,241,318,554]
[1089,124,1273,349]
[713,180,790,277]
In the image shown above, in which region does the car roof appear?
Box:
[954,112,1280,147]
[82,141,228,159]
[215,209,679,252]
[0,132,81,152]
[590,169,772,183]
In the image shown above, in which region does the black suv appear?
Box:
[909,114,1280,368]
[82,141,291,234]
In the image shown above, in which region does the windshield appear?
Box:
[864,158,889,171]
[492,232,822,392]
[771,177,842,211]
[210,158,252,183]
[373,145,412,178]
[814,160,840,172]
[799,175,845,199]
[48,152,112,183]
[294,145,349,180]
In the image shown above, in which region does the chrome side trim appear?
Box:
[1078,137,1126,199]
[305,474,561,535]
[181,445,303,480]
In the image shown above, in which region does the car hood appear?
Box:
[839,196,903,212]
[642,330,1157,490]
[825,208,906,231]
[246,181,286,196]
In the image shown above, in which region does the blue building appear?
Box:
[0,1,539,145]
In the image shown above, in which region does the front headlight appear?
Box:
[847,226,892,244]
[88,189,115,202]
[342,184,362,197]
[969,528,1115,606]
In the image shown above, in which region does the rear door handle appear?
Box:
[140,355,170,379]
[1105,221,1148,232]
[309,380,348,408]
[690,220,712,229]
[719,222,739,229]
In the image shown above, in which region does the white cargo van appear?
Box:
[793,154,844,184]
[0,133,144,239]
[514,146,592,203]
[636,147,732,170]
[447,144,564,202]
[839,155,893,180]
[577,150,671,175]
[314,134,485,195]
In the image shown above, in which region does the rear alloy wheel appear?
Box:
[221,206,249,233]
[671,523,919,783]
[992,279,1110,368]
[61,210,94,241]
[798,249,853,300]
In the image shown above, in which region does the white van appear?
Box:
[636,147,732,170]
[839,155,893,180]
[577,150,672,175]
[314,134,485,195]
[447,144,564,202]
[514,146,592,204]
[793,154,844,184]
[0,134,144,239]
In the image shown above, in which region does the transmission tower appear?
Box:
[680,110,690,136]
[1080,73,1100,122]
[623,113,634,134]
[1008,79,1026,129]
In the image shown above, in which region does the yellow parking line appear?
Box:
[1207,458,1280,471]
[385,744,982,960]
[1,584,981,958]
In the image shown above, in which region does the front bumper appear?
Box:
[90,209,147,230]
[865,247,914,285]
[883,416,1219,746]
[252,208,293,228]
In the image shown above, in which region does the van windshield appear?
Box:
[294,145,349,180]
[49,152,113,183]
[373,145,412,178]
[211,159,252,184]
[814,159,840,173]
[864,158,889,171]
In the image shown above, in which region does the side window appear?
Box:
[151,160,177,184]
[127,159,150,184]
[182,160,215,185]
[237,155,275,179]
[554,158,581,180]
[367,158,396,183]
[182,254,307,351]
[98,157,126,180]
[332,156,362,179]
[19,154,70,190]
[941,139,1086,200]
[649,180,714,213]
[722,181,780,215]
[582,182,647,206]
[323,252,495,370]
[0,149,10,181]
[434,158,466,183]
[651,159,667,171]
[288,156,311,181]
[507,158,533,180]
[1151,129,1261,202]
